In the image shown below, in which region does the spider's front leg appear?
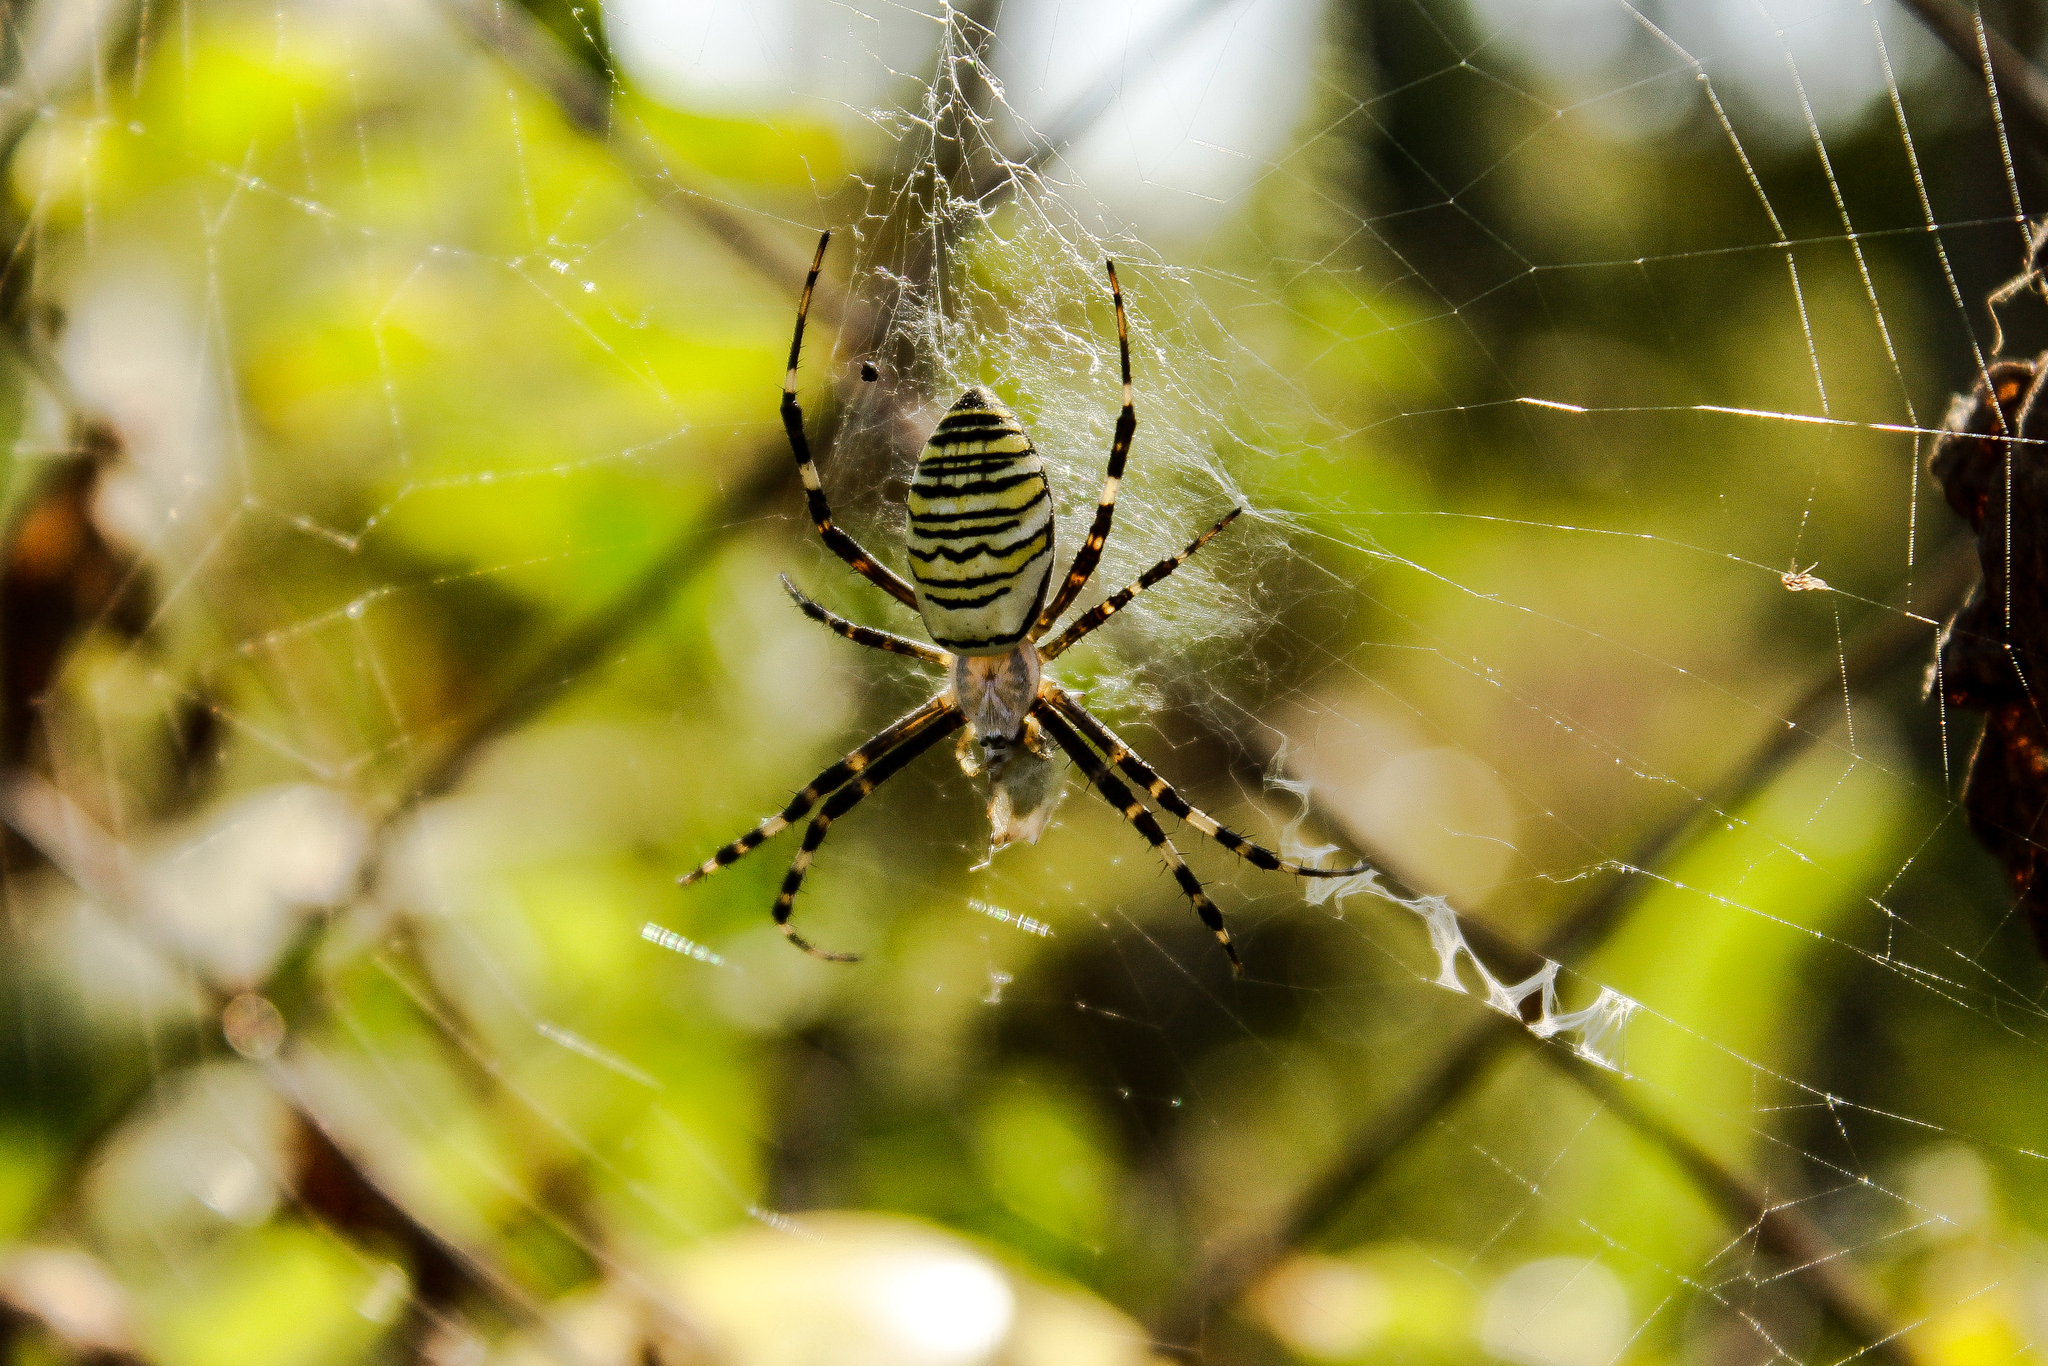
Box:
[773,708,967,961]
[782,232,921,610]
[677,694,958,886]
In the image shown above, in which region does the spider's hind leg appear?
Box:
[774,708,966,962]
[679,694,955,887]
[1034,703,1242,975]
[1043,683,1370,880]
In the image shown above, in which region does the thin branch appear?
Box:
[0,0,147,443]
[380,440,791,828]
[1551,1048,1919,1364]
[439,0,850,328]
[0,771,622,1361]
[1896,0,2048,157]
[1369,905,1916,1362]
[1153,540,1979,1351]
[449,0,1240,340]
[272,1056,640,1366]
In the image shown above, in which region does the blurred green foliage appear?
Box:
[1,0,2046,1364]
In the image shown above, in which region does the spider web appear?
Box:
[1,0,2046,1363]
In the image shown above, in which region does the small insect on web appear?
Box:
[675,231,1371,975]
[1780,561,1828,592]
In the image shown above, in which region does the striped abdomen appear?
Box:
[907,387,1055,656]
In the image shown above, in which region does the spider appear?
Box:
[678,232,1367,974]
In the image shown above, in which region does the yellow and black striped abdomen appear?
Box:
[907,388,1055,656]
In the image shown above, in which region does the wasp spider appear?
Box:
[678,232,1366,974]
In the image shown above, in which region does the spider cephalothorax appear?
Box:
[677,232,1366,974]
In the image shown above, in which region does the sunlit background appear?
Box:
[2,0,2047,1362]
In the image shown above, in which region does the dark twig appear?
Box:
[1333,873,1918,1362]
[0,772,580,1353]
[439,0,849,327]
[1154,540,1978,1351]
[272,1058,629,1366]
[449,0,1240,349]
[1553,1049,1918,1364]
[382,441,791,828]
[1547,538,1978,967]
[1896,0,2048,157]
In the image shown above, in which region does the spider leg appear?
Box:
[782,575,950,666]
[784,231,921,611]
[679,693,956,886]
[1044,684,1369,879]
[1034,703,1242,976]
[1032,260,1136,638]
[775,709,967,961]
[1037,507,1241,662]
